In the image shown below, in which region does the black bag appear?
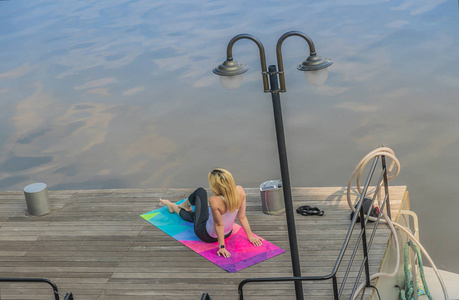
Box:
[350,197,380,223]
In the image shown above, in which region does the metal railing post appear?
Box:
[381,155,391,220]
[332,275,339,300]
[359,203,371,287]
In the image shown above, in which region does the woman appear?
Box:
[159,168,262,258]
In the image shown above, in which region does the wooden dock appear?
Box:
[0,186,408,300]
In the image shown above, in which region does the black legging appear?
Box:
[179,187,232,243]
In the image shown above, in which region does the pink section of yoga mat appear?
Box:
[141,202,285,273]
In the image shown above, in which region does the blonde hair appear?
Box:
[208,168,239,212]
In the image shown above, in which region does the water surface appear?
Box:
[1,0,458,272]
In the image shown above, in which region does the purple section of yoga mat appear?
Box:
[141,201,285,273]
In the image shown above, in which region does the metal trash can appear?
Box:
[24,183,50,216]
[260,180,285,215]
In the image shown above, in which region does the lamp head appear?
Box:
[298,54,333,86]
[297,54,332,72]
[213,59,248,89]
[213,59,249,76]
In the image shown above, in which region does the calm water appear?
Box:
[1,0,458,272]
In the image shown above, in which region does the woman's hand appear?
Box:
[249,236,263,247]
[217,247,231,258]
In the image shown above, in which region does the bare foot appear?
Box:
[159,198,174,213]
[178,199,191,212]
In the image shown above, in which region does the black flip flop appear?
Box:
[296,205,324,216]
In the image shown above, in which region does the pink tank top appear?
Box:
[206,196,239,238]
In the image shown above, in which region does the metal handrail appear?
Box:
[238,155,391,300]
[0,278,62,300]
[341,164,389,298]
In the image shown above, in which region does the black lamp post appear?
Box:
[213,31,332,300]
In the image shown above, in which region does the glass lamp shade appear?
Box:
[219,74,243,90]
[304,68,329,86]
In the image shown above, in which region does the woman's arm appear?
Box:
[237,187,262,246]
[209,197,231,258]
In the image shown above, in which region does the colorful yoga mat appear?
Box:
[141,200,285,273]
